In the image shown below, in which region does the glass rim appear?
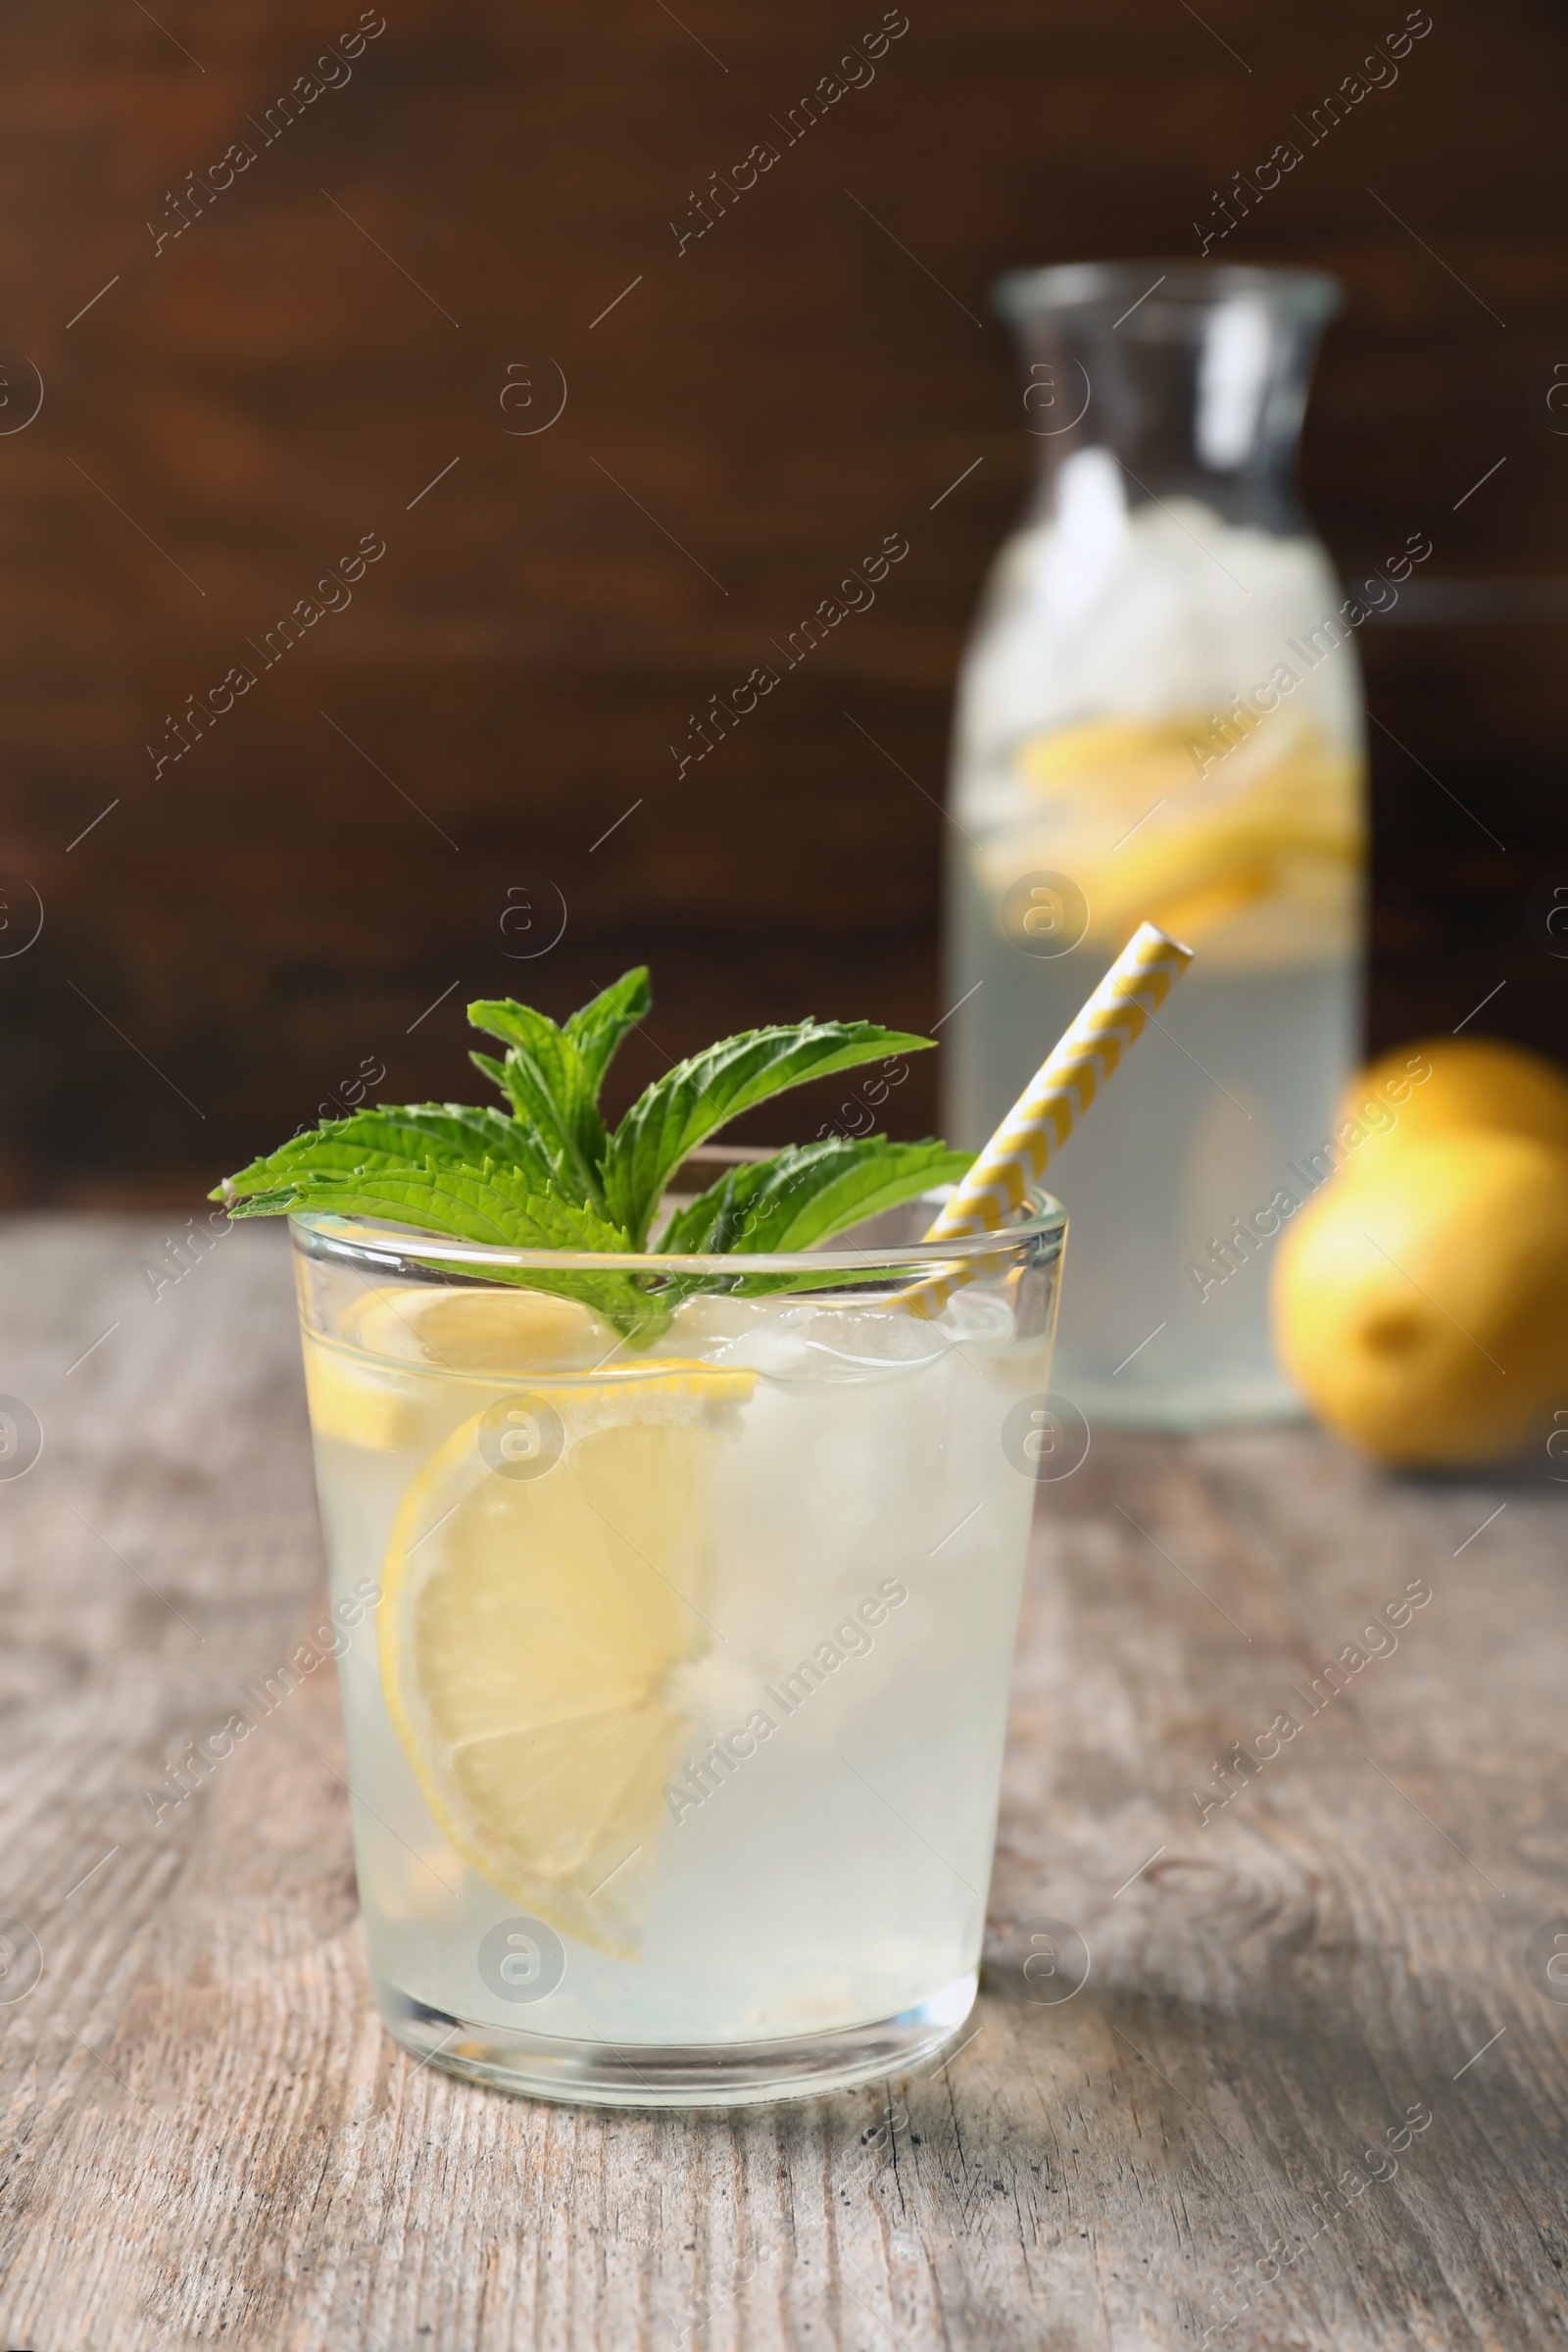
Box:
[995,259,1343,324]
[287,1187,1066,1281]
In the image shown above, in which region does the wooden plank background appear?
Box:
[2,1218,1567,2349]
[0,0,1565,1202]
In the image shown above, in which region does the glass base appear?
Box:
[374,1969,978,2109]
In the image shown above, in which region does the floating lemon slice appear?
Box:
[300,1285,613,1451]
[1016,712,1207,791]
[301,1331,422,1452]
[354,1285,614,1374]
[378,1358,755,1957]
[1003,709,1365,962]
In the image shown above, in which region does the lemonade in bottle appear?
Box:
[945,263,1369,1427]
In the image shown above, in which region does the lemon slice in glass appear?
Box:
[301,1286,613,1451]
[378,1359,755,1957]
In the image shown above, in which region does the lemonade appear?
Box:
[293,1194,1062,2105]
[219,966,1071,2103]
[947,265,1369,1427]
[947,496,1366,1428]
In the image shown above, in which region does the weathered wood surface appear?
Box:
[1,1214,1566,2349]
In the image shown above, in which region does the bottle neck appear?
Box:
[1015,298,1327,537]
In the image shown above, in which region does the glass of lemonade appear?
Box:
[291,1156,1066,2107]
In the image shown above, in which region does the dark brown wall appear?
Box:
[1,0,1565,1200]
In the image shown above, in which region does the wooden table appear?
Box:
[2,1217,1565,2350]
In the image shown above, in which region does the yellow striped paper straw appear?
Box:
[910,921,1193,1313]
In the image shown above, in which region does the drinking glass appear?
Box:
[290,1158,1067,2107]
[945,261,1368,1429]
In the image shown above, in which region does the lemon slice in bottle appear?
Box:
[378,1358,754,1957]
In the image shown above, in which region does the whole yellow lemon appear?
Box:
[1273,1128,1568,1465]
[1337,1036,1568,1173]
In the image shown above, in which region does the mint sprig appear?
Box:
[224,1103,557,1197]
[215,967,967,1342]
[562,963,651,1094]
[658,1137,973,1257]
[467,1000,609,1212]
[601,1021,937,1247]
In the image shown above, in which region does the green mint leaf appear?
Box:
[468,1050,585,1200]
[603,1021,932,1246]
[659,1138,974,1256]
[466,1000,608,1209]
[213,973,964,1350]
[226,1158,666,1341]
[218,1104,556,1200]
[564,967,652,1099]
[469,1051,524,1108]
[228,1158,626,1249]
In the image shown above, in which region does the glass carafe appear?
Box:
[943,262,1366,1429]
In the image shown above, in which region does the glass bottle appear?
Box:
[943,262,1367,1428]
